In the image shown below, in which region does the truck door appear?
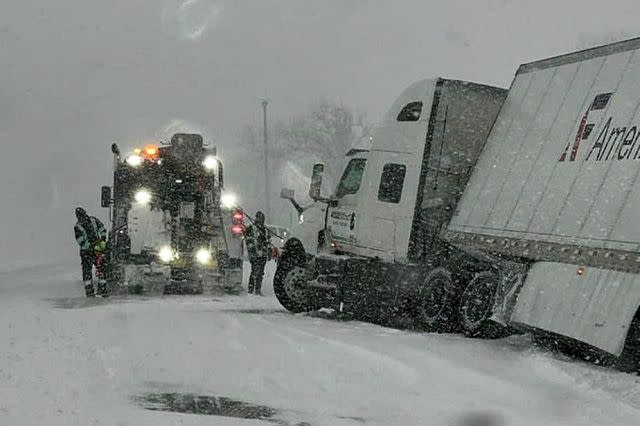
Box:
[355,151,418,262]
[355,93,437,262]
[328,154,367,245]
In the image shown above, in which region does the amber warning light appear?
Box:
[142,144,159,160]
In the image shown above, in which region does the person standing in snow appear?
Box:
[73,207,108,297]
[244,211,272,296]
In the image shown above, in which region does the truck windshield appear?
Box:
[336,158,366,198]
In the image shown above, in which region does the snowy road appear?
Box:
[2,263,640,426]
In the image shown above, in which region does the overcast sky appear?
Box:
[2,0,640,267]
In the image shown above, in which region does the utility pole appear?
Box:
[261,99,271,218]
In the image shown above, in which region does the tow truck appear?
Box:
[100,133,244,295]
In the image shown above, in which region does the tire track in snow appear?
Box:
[253,316,419,385]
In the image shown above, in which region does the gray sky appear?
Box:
[1,0,639,266]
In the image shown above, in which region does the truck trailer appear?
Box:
[444,37,640,367]
[273,78,508,328]
[100,133,244,295]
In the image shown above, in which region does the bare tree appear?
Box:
[238,100,369,223]
[274,99,359,167]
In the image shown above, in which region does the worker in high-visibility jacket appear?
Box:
[244,211,273,296]
[74,207,107,297]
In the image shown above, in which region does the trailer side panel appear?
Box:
[511,262,640,355]
[449,45,640,255]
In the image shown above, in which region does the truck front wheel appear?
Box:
[273,238,316,313]
[274,266,317,313]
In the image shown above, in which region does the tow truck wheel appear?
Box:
[414,267,457,332]
[459,271,506,339]
[274,266,315,313]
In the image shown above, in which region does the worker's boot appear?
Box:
[96,279,109,298]
[84,280,95,297]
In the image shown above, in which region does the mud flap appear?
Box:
[489,261,529,326]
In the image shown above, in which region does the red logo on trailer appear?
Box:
[558,93,613,162]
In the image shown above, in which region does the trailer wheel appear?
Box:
[458,271,506,338]
[414,267,457,331]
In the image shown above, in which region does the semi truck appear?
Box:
[444,37,640,367]
[273,78,508,327]
[100,133,244,295]
[277,37,640,369]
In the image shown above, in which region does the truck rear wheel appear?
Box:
[459,271,507,338]
[414,267,457,331]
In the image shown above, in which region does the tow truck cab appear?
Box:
[101,133,243,295]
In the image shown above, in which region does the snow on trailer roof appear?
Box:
[518,36,640,74]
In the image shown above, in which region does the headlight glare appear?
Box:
[158,246,175,263]
[126,154,143,167]
[134,189,152,205]
[195,248,212,265]
[221,193,237,209]
[202,155,218,171]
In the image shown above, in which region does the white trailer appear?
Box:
[273,78,507,327]
[445,37,640,365]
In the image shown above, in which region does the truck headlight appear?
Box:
[202,155,218,171]
[158,246,176,263]
[221,193,237,208]
[134,189,152,205]
[126,154,143,167]
[195,248,212,265]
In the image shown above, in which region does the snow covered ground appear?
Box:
[2,262,640,426]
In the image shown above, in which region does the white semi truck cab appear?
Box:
[274,78,507,326]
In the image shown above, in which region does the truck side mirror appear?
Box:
[280,188,295,200]
[101,186,112,208]
[309,164,325,201]
[281,187,304,216]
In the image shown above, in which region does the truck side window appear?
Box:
[336,158,367,198]
[378,163,406,203]
[397,101,423,122]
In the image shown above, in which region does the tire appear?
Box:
[459,271,508,338]
[273,238,316,313]
[413,267,458,332]
[274,266,318,313]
